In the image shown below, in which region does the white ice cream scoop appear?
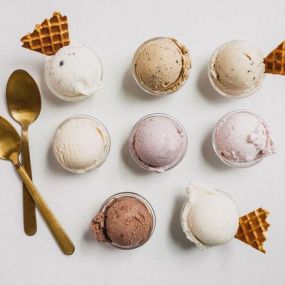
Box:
[45,43,103,101]
[181,181,239,249]
[208,41,265,98]
[52,115,110,173]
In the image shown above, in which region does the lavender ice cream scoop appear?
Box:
[213,110,275,167]
[129,114,188,172]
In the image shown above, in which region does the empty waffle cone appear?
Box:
[235,208,269,253]
[264,41,285,75]
[21,12,70,56]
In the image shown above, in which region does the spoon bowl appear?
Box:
[0,116,21,160]
[6,70,41,127]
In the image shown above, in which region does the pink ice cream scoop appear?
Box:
[129,114,188,172]
[213,110,275,167]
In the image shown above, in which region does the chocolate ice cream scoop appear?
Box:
[132,37,191,95]
[91,193,155,249]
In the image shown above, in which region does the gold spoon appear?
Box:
[6,70,41,236]
[0,116,75,255]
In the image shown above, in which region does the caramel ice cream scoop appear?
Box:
[132,37,191,95]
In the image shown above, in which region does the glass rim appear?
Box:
[99,192,156,250]
[212,109,264,168]
[132,37,190,96]
[52,114,111,173]
[208,40,264,99]
[129,113,188,173]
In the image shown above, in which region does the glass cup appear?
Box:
[129,113,188,172]
[98,192,156,250]
[208,41,264,99]
[52,115,111,173]
[132,37,190,96]
[45,42,103,102]
[212,110,265,168]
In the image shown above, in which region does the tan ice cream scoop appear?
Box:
[132,37,191,95]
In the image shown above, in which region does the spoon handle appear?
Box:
[15,163,75,255]
[21,127,37,236]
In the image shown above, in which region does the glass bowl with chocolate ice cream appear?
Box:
[91,192,156,249]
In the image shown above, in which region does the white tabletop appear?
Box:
[0,1,284,284]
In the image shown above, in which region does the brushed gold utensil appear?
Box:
[6,70,41,236]
[0,116,75,255]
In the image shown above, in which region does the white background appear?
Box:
[0,0,284,284]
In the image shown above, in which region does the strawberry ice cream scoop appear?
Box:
[129,114,188,172]
[213,110,275,167]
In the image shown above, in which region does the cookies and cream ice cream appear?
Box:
[45,43,103,101]
[209,41,265,97]
[129,114,188,172]
[181,181,239,249]
[213,110,275,167]
[52,115,110,173]
[132,37,191,95]
[91,193,155,249]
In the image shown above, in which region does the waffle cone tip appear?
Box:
[264,40,285,75]
[20,11,70,56]
[235,208,269,254]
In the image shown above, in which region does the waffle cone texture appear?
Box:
[264,41,285,75]
[21,12,70,56]
[235,208,269,253]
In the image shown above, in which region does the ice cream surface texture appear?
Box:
[181,181,239,249]
[91,193,154,249]
[213,110,275,167]
[45,43,103,101]
[133,37,191,95]
[130,114,188,172]
[52,116,110,173]
[209,41,265,97]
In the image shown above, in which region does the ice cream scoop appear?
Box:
[52,115,110,173]
[129,114,188,172]
[132,37,191,95]
[21,12,103,102]
[213,110,275,168]
[91,192,155,249]
[45,43,103,101]
[181,181,239,249]
[209,41,265,98]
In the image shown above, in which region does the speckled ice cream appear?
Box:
[45,44,103,101]
[213,110,275,167]
[52,115,110,173]
[132,37,191,95]
[209,41,265,97]
[181,181,239,249]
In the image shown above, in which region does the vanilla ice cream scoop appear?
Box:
[209,41,265,98]
[213,110,275,167]
[52,115,110,173]
[45,43,103,101]
[181,181,239,249]
[129,114,188,172]
[132,37,191,95]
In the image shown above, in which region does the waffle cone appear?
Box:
[264,41,285,75]
[21,12,70,56]
[235,208,269,253]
